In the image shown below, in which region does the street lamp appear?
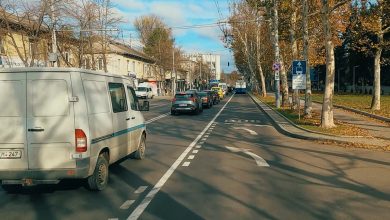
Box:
[353,65,359,93]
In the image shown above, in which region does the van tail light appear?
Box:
[188,97,196,102]
[75,129,87,152]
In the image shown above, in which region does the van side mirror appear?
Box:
[139,100,149,111]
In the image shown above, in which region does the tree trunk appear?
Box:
[290,0,299,109]
[256,28,267,97]
[320,0,336,128]
[370,1,383,111]
[272,0,282,108]
[371,44,382,110]
[302,0,312,117]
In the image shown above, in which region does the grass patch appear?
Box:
[257,95,370,137]
[311,93,390,118]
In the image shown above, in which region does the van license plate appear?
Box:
[0,150,22,159]
[179,104,187,107]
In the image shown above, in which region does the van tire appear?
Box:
[87,153,109,191]
[132,135,146,160]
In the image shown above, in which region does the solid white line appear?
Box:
[188,155,195,160]
[145,112,170,124]
[127,94,235,220]
[120,200,135,209]
[134,186,148,194]
[192,150,199,153]
[182,162,191,167]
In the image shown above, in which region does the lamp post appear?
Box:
[353,65,359,93]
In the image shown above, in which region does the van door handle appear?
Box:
[131,117,135,119]
[126,118,131,121]
[28,128,44,132]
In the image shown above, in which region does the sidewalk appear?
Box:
[249,93,390,148]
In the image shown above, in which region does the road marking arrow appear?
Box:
[224,146,270,167]
[233,127,258,135]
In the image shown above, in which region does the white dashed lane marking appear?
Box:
[182,162,191,167]
[195,145,201,149]
[192,150,199,153]
[134,186,148,194]
[188,155,195,160]
[120,200,135,209]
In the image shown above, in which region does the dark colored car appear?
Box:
[204,89,220,105]
[171,91,203,115]
[198,91,213,108]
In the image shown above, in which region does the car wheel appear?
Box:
[87,153,109,191]
[132,134,146,160]
[171,110,176,115]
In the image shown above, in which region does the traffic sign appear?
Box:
[275,71,280,80]
[272,63,281,71]
[292,60,306,89]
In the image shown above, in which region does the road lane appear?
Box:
[138,94,390,220]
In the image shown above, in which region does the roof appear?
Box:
[0,8,48,32]
[91,41,155,64]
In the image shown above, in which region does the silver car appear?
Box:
[171,92,203,115]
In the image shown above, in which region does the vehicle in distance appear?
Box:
[211,86,224,99]
[235,80,247,94]
[218,82,227,95]
[171,91,203,115]
[198,91,213,108]
[0,67,149,191]
[135,83,154,99]
[204,89,220,105]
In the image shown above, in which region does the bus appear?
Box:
[235,80,247,94]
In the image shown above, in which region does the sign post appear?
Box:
[272,63,281,108]
[292,60,307,120]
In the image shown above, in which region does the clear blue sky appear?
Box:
[112,0,236,73]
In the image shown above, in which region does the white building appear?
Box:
[184,53,221,80]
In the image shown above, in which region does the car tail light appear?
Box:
[188,97,195,102]
[75,129,87,152]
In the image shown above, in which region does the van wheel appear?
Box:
[87,153,109,191]
[132,135,146,160]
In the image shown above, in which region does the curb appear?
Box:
[311,101,390,123]
[248,93,383,146]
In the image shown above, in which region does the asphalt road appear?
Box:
[1,94,390,220]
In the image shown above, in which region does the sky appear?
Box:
[112,0,236,73]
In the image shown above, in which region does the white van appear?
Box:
[135,83,154,99]
[0,68,149,191]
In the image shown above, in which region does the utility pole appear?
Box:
[172,47,176,96]
[50,0,58,67]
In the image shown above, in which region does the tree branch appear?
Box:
[330,0,350,13]
[383,26,390,34]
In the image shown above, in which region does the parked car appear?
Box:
[198,91,213,108]
[171,91,203,115]
[135,83,154,99]
[204,90,220,105]
[0,67,149,191]
[211,86,224,99]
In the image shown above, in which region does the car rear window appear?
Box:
[175,94,193,99]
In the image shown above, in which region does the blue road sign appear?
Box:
[292,60,306,75]
[292,60,307,90]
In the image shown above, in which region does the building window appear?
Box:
[127,60,130,72]
[64,52,69,63]
[132,61,135,72]
[98,58,103,70]
[0,36,5,54]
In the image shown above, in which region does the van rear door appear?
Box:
[0,72,28,170]
[26,72,76,169]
